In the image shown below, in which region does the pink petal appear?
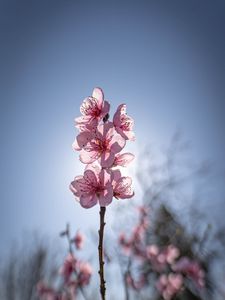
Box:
[85,162,101,177]
[100,151,115,168]
[115,176,134,199]
[72,131,93,151]
[79,149,101,164]
[110,133,126,153]
[101,100,110,116]
[83,170,97,186]
[123,130,135,141]
[70,180,81,197]
[99,169,112,186]
[113,104,126,126]
[92,87,104,109]
[98,186,113,206]
[112,169,122,183]
[75,115,92,124]
[80,193,98,208]
[114,152,135,167]
[97,122,114,139]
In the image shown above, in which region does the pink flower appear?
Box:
[60,254,77,283]
[75,87,110,131]
[72,130,94,151]
[112,169,134,199]
[113,104,135,141]
[79,122,126,168]
[70,166,113,208]
[113,152,135,167]
[37,281,56,300]
[77,261,92,286]
[73,230,85,250]
[156,273,183,300]
[172,257,205,288]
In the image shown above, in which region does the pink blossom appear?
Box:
[75,87,110,131]
[119,232,132,255]
[113,152,135,167]
[112,169,134,199]
[156,273,183,300]
[113,104,135,141]
[37,281,56,300]
[172,257,205,288]
[126,274,146,290]
[77,261,92,286]
[60,254,77,283]
[73,230,85,250]
[79,122,126,168]
[70,167,113,208]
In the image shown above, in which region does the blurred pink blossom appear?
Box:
[73,230,85,250]
[172,257,205,288]
[156,273,183,300]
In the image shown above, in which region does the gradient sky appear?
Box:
[1,0,225,254]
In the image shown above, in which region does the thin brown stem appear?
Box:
[98,206,106,300]
[64,224,88,300]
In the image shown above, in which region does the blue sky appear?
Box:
[1,0,225,254]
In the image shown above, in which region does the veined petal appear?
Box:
[80,193,98,208]
[110,133,126,153]
[72,131,93,151]
[113,104,126,126]
[114,152,135,167]
[92,87,104,109]
[115,176,134,199]
[98,186,113,207]
[79,149,101,164]
[97,122,114,139]
[112,169,122,183]
[99,169,112,186]
[123,130,135,141]
[100,151,115,168]
[83,170,97,186]
[101,100,110,116]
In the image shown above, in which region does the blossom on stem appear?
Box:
[60,253,77,283]
[70,167,113,208]
[75,87,110,131]
[113,104,135,141]
[79,122,126,168]
[112,169,134,199]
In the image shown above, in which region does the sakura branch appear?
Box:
[70,87,135,299]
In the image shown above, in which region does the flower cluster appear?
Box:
[70,87,135,208]
[37,230,92,300]
[119,206,206,300]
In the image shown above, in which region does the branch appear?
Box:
[98,206,106,300]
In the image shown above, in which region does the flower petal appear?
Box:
[101,100,110,116]
[92,87,104,109]
[110,133,126,153]
[99,169,112,186]
[80,193,98,208]
[100,151,115,168]
[72,131,93,151]
[114,152,135,167]
[83,170,97,186]
[79,149,101,164]
[98,186,113,206]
